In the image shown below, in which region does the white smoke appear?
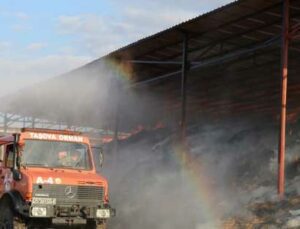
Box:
[101,117,300,229]
[2,60,300,229]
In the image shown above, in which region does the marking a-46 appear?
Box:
[36,177,62,184]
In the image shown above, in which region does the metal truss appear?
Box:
[0,112,105,135]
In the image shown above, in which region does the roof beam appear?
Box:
[131,36,280,87]
[132,2,282,60]
[164,15,287,61]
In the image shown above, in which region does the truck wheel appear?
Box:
[0,200,25,229]
[0,202,14,229]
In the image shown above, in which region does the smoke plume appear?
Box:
[101,117,300,229]
[2,60,300,228]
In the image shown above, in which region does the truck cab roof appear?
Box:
[0,128,86,145]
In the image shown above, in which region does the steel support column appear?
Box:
[112,78,121,161]
[278,0,290,198]
[32,117,35,128]
[180,33,189,140]
[4,113,8,133]
[113,103,120,155]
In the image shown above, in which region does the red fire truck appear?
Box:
[0,128,115,228]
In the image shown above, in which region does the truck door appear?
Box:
[0,144,5,196]
[0,144,14,195]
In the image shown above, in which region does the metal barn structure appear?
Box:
[1,0,300,197]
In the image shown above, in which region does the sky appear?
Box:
[0,0,234,97]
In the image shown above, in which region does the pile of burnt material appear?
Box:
[101,118,300,229]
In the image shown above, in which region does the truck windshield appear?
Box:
[22,140,91,170]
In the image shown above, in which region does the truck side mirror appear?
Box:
[16,155,21,168]
[12,169,22,181]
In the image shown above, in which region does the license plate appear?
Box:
[96,209,110,218]
[32,197,56,205]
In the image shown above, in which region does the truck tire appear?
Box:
[0,199,25,229]
[0,199,14,229]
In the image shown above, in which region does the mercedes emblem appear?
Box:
[65,186,76,199]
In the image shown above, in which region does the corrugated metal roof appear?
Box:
[105,0,240,57]
[2,0,300,131]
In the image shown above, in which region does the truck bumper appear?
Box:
[29,204,115,220]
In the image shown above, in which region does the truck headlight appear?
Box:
[96,209,110,218]
[31,207,47,217]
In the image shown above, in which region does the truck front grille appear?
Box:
[33,184,104,204]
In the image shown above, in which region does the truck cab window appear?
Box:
[23,140,91,170]
[5,144,14,168]
[0,145,5,163]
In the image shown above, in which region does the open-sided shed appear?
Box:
[1,0,300,196]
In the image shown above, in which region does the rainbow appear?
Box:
[172,141,222,228]
[105,59,134,84]
[110,59,222,227]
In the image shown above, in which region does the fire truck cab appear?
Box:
[0,128,114,229]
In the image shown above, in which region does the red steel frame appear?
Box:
[278,0,290,198]
[277,0,300,198]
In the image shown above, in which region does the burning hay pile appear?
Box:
[101,118,300,229]
[222,194,300,228]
